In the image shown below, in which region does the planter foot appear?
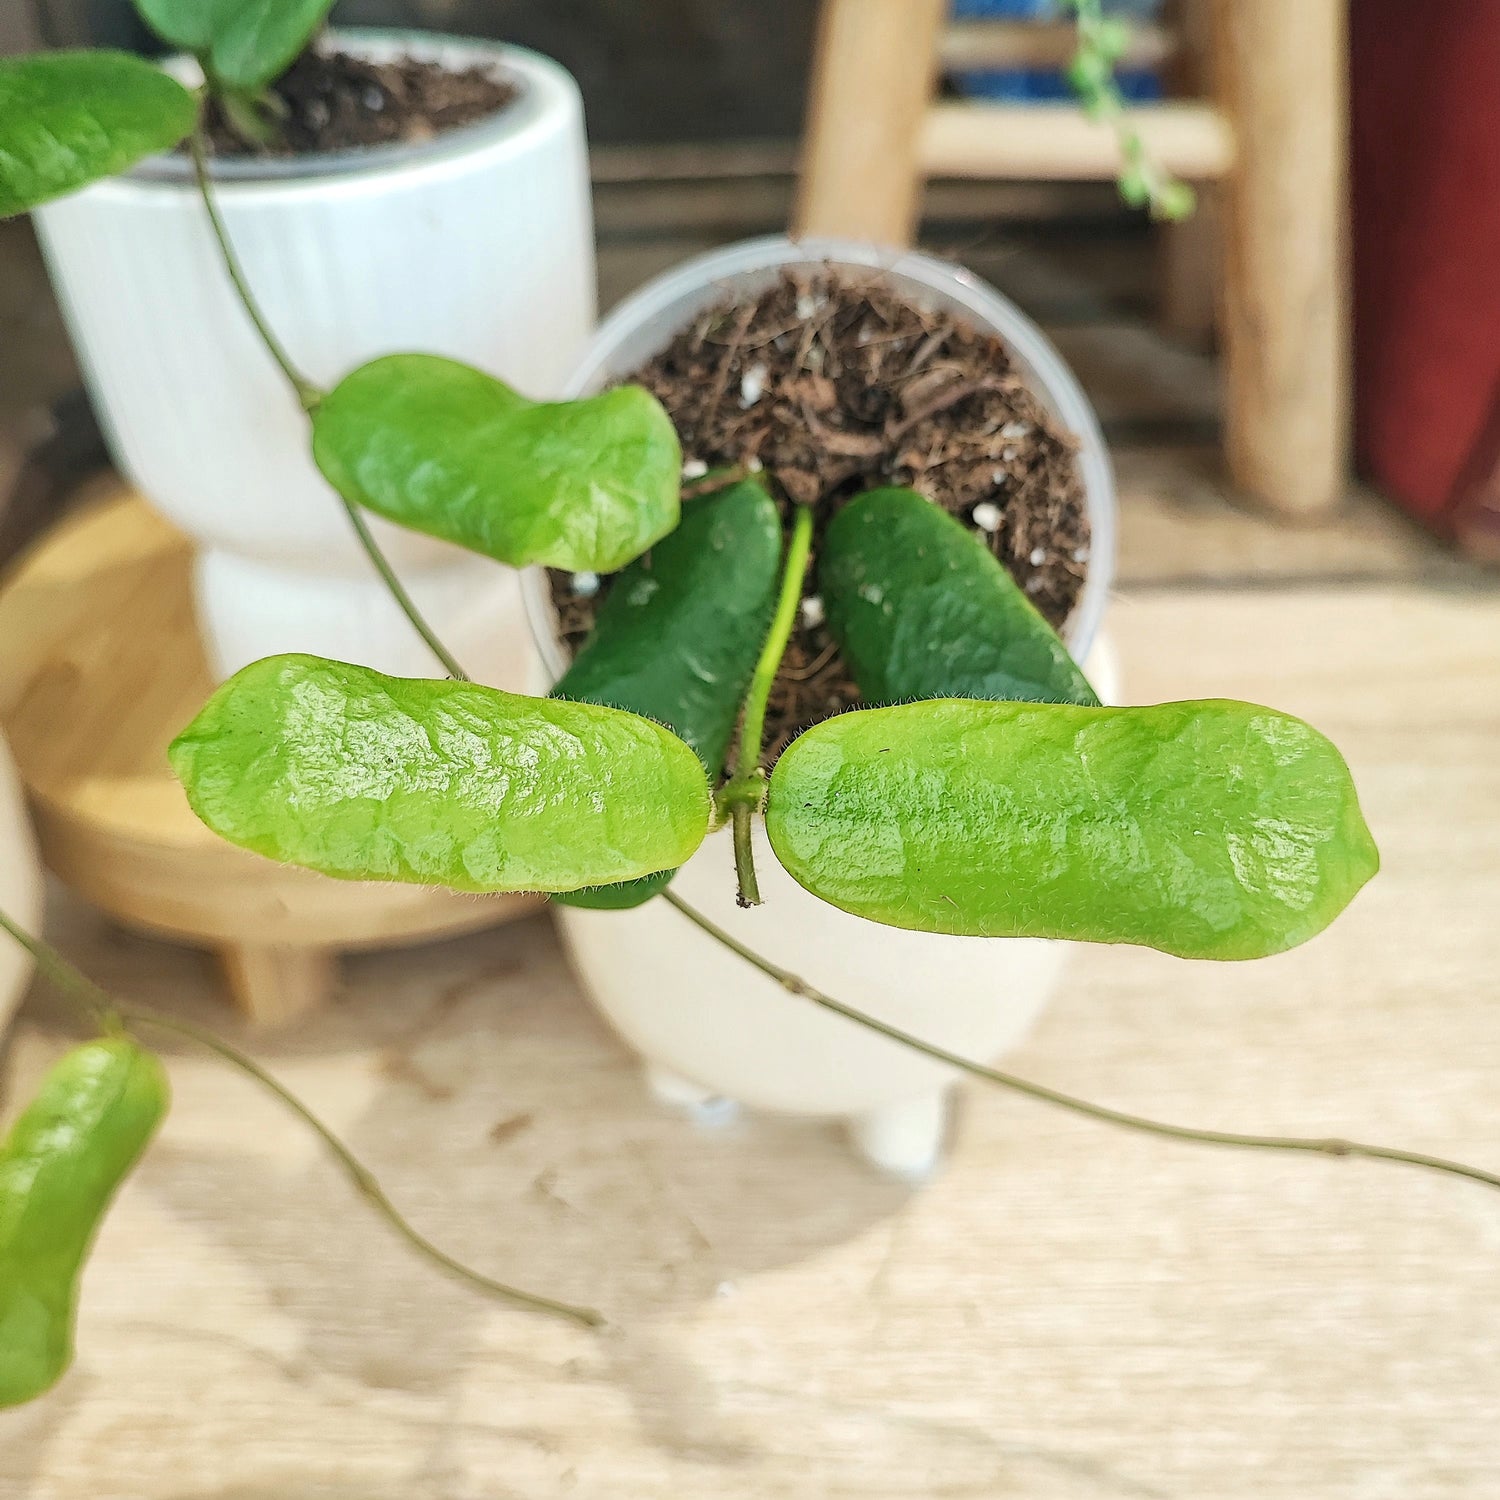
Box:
[849,1091,949,1180]
[645,1063,741,1129]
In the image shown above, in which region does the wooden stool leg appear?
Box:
[1160,185,1222,349]
[794,0,947,246]
[1215,0,1350,517]
[218,943,335,1027]
[1159,0,1220,349]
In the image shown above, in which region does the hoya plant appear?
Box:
[1,1,1493,1421]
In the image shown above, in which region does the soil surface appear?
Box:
[551,267,1091,761]
[202,47,517,157]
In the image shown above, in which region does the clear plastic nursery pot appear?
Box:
[525,237,1119,1179]
[32,31,595,690]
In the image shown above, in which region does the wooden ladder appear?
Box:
[795,0,1349,519]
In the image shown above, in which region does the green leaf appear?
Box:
[820,487,1098,708]
[133,0,334,91]
[766,698,1379,960]
[1,1040,168,1409]
[170,654,711,893]
[0,52,198,218]
[311,355,682,575]
[550,478,784,909]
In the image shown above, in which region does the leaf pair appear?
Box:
[0,0,337,219]
[134,0,333,92]
[776,490,1376,958]
[170,483,778,913]
[172,486,1379,959]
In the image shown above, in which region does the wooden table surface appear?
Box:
[3,578,1498,1499]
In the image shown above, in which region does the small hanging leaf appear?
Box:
[133,0,334,91]
[1,1040,169,1409]
[170,654,711,893]
[820,487,1099,707]
[766,697,1379,960]
[550,478,783,909]
[311,355,682,575]
[0,52,198,218]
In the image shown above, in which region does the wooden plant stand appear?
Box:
[0,483,539,1026]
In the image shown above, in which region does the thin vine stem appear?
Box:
[723,502,814,905]
[660,892,1500,1194]
[188,128,321,410]
[735,504,815,786]
[336,493,472,682]
[0,908,604,1329]
[189,124,471,683]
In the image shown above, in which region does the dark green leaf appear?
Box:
[170,654,711,893]
[766,697,1379,960]
[551,869,676,911]
[820,486,1098,707]
[550,478,783,909]
[0,52,198,218]
[134,0,334,91]
[311,355,682,575]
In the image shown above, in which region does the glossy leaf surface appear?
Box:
[311,355,681,574]
[820,487,1098,707]
[170,654,711,893]
[1,1041,168,1408]
[550,478,783,909]
[767,697,1379,960]
[0,52,197,218]
[133,0,334,90]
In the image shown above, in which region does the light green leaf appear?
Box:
[820,486,1098,708]
[170,654,712,893]
[1,1041,168,1409]
[766,697,1379,960]
[0,52,198,218]
[133,0,335,91]
[311,355,682,574]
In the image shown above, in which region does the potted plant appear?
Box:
[5,15,1492,1422]
[528,235,1120,1175]
[27,4,595,688]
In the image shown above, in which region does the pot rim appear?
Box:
[523,234,1117,684]
[91,30,574,198]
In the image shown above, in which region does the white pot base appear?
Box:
[194,546,532,689]
[643,1060,948,1179]
[849,1091,950,1181]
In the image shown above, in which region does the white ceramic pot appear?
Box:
[32,30,596,688]
[527,237,1119,1178]
[0,735,44,1041]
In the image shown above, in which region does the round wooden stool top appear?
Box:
[0,483,539,1024]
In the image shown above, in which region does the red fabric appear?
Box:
[1351,0,1500,544]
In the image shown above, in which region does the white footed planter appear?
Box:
[0,734,44,1041]
[33,31,595,688]
[529,238,1119,1178]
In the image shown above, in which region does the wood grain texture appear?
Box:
[2,582,1497,1498]
[794,0,948,245]
[920,101,1236,182]
[1215,0,1350,518]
